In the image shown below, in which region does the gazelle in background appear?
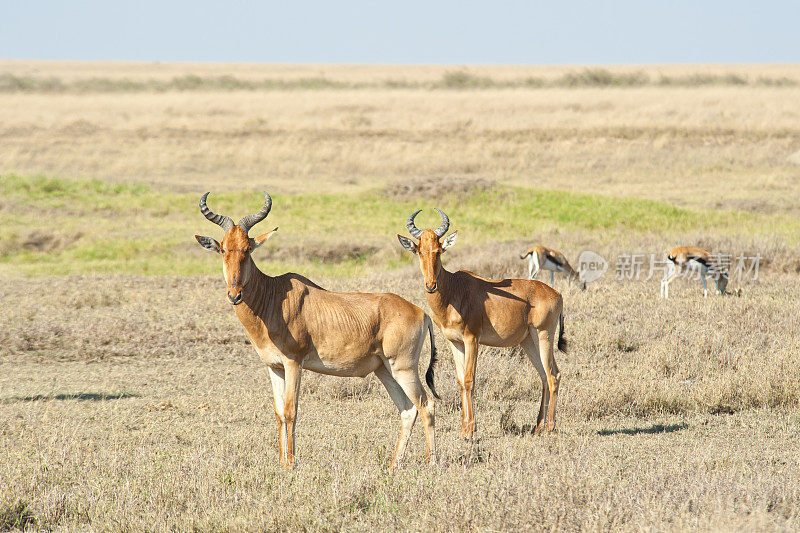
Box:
[196,192,438,468]
[661,246,729,298]
[398,209,566,439]
[520,245,586,291]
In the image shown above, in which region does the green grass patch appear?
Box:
[0,174,150,199]
[1,174,797,277]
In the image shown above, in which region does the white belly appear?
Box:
[685,259,709,273]
[543,259,565,272]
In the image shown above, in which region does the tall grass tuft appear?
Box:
[659,73,749,86]
[3,70,795,93]
[0,500,37,531]
[438,70,496,89]
[558,69,649,87]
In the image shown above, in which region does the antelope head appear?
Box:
[714,271,729,295]
[195,192,277,305]
[571,271,587,292]
[397,208,458,293]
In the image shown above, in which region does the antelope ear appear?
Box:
[441,230,458,251]
[397,234,418,253]
[195,235,221,253]
[252,227,278,249]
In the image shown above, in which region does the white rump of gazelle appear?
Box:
[661,246,729,298]
[195,192,438,468]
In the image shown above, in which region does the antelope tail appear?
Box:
[424,316,440,400]
[557,311,568,353]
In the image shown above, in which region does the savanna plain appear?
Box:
[1,61,800,531]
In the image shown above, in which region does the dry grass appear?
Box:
[1,270,799,531]
[2,61,800,531]
[1,64,799,212]
[3,60,800,84]
[4,69,798,93]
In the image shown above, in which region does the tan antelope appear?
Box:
[397,209,566,439]
[520,245,586,290]
[661,246,729,298]
[195,192,438,468]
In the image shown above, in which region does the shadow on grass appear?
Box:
[499,405,542,436]
[598,422,688,436]
[2,392,139,403]
[500,421,538,436]
[454,442,491,466]
[0,500,36,531]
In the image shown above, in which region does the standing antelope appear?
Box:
[397,209,566,439]
[195,192,438,468]
[520,245,586,290]
[661,246,728,298]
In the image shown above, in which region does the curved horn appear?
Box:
[199,192,234,232]
[238,191,273,233]
[433,208,450,238]
[406,209,423,238]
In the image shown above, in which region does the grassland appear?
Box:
[3,60,800,84]
[1,61,799,531]
[4,68,800,93]
[2,173,799,278]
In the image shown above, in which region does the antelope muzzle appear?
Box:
[227,287,244,305]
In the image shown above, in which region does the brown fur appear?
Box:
[197,224,438,468]
[667,246,711,266]
[399,228,565,439]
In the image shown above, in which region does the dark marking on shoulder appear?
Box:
[545,250,566,267]
[687,254,708,266]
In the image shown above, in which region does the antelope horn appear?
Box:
[199,192,234,232]
[238,191,272,233]
[433,208,450,237]
[406,209,423,238]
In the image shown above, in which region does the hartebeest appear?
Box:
[195,192,438,468]
[520,245,586,290]
[661,246,729,298]
[397,209,566,439]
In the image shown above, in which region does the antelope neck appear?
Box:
[424,266,454,310]
[233,260,279,323]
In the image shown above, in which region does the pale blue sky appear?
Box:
[1,1,798,64]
